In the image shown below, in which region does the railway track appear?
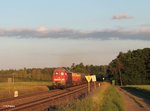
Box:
[0,83,89,111]
[0,89,62,108]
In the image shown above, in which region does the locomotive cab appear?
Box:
[52,68,67,86]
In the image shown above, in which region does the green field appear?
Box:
[122,85,150,100]
[0,81,51,99]
[125,85,150,91]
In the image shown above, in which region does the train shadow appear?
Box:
[47,85,65,90]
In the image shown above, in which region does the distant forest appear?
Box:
[0,48,149,85]
[108,48,150,85]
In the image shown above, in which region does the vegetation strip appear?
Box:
[101,85,124,111]
[53,83,124,111]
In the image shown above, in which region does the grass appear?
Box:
[0,81,51,99]
[101,86,124,111]
[55,82,124,111]
[122,85,150,100]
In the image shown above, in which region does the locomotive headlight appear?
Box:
[61,72,64,75]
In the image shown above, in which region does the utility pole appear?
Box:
[13,73,15,85]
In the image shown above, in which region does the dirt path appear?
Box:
[118,87,150,111]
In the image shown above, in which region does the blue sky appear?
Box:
[0,0,150,69]
[1,0,150,29]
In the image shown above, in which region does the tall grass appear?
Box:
[56,82,124,111]
[59,97,94,111]
[101,86,124,111]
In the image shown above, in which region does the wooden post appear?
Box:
[88,82,90,94]
[8,78,12,97]
[94,81,96,89]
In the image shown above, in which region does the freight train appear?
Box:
[52,68,86,88]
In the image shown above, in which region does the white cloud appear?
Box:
[37,26,48,33]
[0,26,150,41]
[112,13,133,20]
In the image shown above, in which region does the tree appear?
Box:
[109,48,150,85]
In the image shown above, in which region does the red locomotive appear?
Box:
[52,68,85,88]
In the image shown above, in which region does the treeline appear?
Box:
[108,48,150,85]
[70,63,108,81]
[71,62,108,76]
[0,64,108,82]
[0,68,54,82]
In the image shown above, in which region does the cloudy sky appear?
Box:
[0,0,150,69]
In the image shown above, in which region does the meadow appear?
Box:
[0,81,51,99]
